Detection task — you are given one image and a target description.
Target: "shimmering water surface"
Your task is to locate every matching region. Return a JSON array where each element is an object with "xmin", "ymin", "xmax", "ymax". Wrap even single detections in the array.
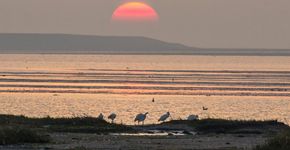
[{"xmin": 0, "ymin": 54, "xmax": 289, "ymax": 125}]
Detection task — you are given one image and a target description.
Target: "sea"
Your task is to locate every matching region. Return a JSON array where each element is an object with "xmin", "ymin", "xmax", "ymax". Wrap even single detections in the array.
[{"xmin": 0, "ymin": 54, "xmax": 289, "ymax": 125}]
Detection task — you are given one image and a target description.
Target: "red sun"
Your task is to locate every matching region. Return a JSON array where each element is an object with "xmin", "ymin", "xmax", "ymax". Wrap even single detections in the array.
[{"xmin": 112, "ymin": 2, "xmax": 159, "ymax": 22}]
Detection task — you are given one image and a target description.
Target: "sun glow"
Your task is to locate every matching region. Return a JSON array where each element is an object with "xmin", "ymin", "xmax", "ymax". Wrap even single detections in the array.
[{"xmin": 112, "ymin": 2, "xmax": 159, "ymax": 22}]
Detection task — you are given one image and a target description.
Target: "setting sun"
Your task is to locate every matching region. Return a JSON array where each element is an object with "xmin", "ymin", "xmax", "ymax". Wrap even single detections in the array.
[{"xmin": 112, "ymin": 2, "xmax": 159, "ymax": 22}]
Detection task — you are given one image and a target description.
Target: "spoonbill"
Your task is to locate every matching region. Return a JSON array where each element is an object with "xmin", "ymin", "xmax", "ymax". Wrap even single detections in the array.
[
  {"xmin": 108, "ymin": 113, "xmax": 117, "ymax": 123},
  {"xmin": 158, "ymin": 112, "xmax": 171, "ymax": 122},
  {"xmin": 134, "ymin": 112, "xmax": 149, "ymax": 125},
  {"xmin": 97, "ymin": 113, "xmax": 104, "ymax": 120},
  {"xmin": 187, "ymin": 115, "xmax": 199, "ymax": 121}
]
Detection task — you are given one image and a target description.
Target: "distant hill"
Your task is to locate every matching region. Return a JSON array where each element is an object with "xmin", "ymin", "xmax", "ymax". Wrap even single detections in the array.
[
  {"xmin": 0, "ymin": 33, "xmax": 195, "ymax": 54},
  {"xmin": 0, "ymin": 33, "xmax": 290, "ymax": 56}
]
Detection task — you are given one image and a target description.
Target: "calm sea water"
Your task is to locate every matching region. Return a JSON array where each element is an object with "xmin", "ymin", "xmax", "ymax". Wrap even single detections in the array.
[{"xmin": 0, "ymin": 54, "xmax": 289, "ymax": 125}]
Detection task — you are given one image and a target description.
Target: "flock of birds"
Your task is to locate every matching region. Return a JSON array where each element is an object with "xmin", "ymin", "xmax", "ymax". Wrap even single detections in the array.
[{"xmin": 97, "ymin": 106, "xmax": 208, "ymax": 125}]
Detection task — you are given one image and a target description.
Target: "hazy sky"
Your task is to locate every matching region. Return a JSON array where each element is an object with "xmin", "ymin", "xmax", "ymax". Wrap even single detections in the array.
[{"xmin": 1, "ymin": 0, "xmax": 290, "ymax": 49}]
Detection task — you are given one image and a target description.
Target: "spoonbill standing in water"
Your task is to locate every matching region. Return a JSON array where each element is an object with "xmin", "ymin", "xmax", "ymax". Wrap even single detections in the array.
[
  {"xmin": 134, "ymin": 112, "xmax": 149, "ymax": 125},
  {"xmin": 158, "ymin": 112, "xmax": 171, "ymax": 122},
  {"xmin": 108, "ymin": 113, "xmax": 117, "ymax": 123}
]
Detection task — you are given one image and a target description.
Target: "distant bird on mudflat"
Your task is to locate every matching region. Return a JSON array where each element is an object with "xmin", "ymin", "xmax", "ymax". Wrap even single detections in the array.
[
  {"xmin": 203, "ymin": 106, "xmax": 208, "ymax": 111},
  {"xmin": 158, "ymin": 112, "xmax": 171, "ymax": 122},
  {"xmin": 152, "ymin": 98, "xmax": 155, "ymax": 103},
  {"xmin": 108, "ymin": 113, "xmax": 117, "ymax": 123},
  {"xmin": 97, "ymin": 113, "xmax": 104, "ymax": 120},
  {"xmin": 134, "ymin": 112, "xmax": 149, "ymax": 125},
  {"xmin": 187, "ymin": 115, "xmax": 199, "ymax": 121}
]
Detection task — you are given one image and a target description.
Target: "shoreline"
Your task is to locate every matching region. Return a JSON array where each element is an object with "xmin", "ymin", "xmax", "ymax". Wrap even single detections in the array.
[{"xmin": 0, "ymin": 115, "xmax": 289, "ymax": 150}]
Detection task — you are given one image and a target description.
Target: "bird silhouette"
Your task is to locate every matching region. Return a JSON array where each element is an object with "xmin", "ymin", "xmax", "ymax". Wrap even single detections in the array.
[
  {"xmin": 97, "ymin": 113, "xmax": 104, "ymax": 120},
  {"xmin": 158, "ymin": 112, "xmax": 171, "ymax": 122},
  {"xmin": 134, "ymin": 112, "xmax": 149, "ymax": 125},
  {"xmin": 187, "ymin": 114, "xmax": 199, "ymax": 121},
  {"xmin": 108, "ymin": 113, "xmax": 117, "ymax": 123},
  {"xmin": 203, "ymin": 106, "xmax": 208, "ymax": 111}
]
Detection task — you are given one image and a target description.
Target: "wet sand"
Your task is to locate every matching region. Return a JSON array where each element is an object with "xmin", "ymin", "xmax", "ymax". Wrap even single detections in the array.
[
  {"xmin": 44, "ymin": 133, "xmax": 268, "ymax": 150},
  {"xmin": 0, "ymin": 133, "xmax": 269, "ymax": 150}
]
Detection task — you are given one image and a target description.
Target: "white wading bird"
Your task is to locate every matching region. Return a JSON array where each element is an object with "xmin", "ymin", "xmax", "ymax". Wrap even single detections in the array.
[
  {"xmin": 187, "ymin": 115, "xmax": 199, "ymax": 121},
  {"xmin": 134, "ymin": 112, "xmax": 149, "ymax": 125},
  {"xmin": 158, "ymin": 112, "xmax": 171, "ymax": 122},
  {"xmin": 108, "ymin": 113, "xmax": 117, "ymax": 123}
]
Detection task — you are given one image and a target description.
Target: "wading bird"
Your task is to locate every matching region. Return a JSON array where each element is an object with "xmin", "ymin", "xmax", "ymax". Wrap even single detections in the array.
[
  {"xmin": 187, "ymin": 115, "xmax": 199, "ymax": 121},
  {"xmin": 134, "ymin": 112, "xmax": 149, "ymax": 125},
  {"xmin": 97, "ymin": 113, "xmax": 104, "ymax": 120},
  {"xmin": 203, "ymin": 106, "xmax": 208, "ymax": 111},
  {"xmin": 158, "ymin": 112, "xmax": 171, "ymax": 122},
  {"xmin": 108, "ymin": 113, "xmax": 117, "ymax": 123}
]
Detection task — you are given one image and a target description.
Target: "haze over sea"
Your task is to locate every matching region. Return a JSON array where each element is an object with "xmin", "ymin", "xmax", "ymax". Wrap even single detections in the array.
[{"xmin": 0, "ymin": 54, "xmax": 289, "ymax": 125}]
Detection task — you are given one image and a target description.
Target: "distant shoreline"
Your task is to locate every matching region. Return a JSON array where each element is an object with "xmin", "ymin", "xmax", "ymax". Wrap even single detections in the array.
[
  {"xmin": 1, "ymin": 33, "xmax": 290, "ymax": 56},
  {"xmin": 1, "ymin": 52, "xmax": 290, "ymax": 56}
]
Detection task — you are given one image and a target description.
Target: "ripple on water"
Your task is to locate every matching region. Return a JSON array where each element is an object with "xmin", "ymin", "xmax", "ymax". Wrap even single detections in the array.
[{"xmin": 0, "ymin": 93, "xmax": 289, "ymax": 125}]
